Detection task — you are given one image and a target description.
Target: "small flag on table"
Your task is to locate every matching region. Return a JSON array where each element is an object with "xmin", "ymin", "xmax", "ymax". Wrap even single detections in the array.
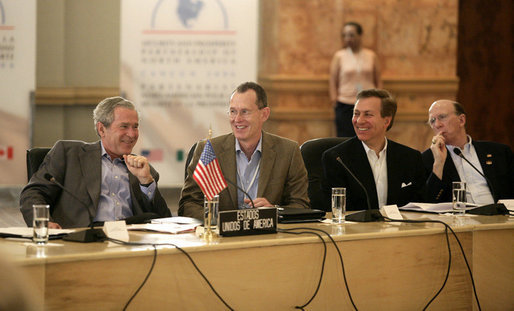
[{"xmin": 193, "ymin": 140, "xmax": 227, "ymax": 200}]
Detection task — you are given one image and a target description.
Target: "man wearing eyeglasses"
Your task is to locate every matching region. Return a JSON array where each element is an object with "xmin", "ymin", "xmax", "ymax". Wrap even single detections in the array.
[
  {"xmin": 423, "ymin": 99, "xmax": 514, "ymax": 203},
  {"xmin": 179, "ymin": 82, "xmax": 309, "ymax": 220}
]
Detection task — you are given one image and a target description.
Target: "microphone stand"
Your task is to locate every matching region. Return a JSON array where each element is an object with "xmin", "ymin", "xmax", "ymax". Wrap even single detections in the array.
[
  {"xmin": 44, "ymin": 174, "xmax": 106, "ymax": 242},
  {"xmin": 452, "ymin": 148, "xmax": 508, "ymax": 216},
  {"xmin": 335, "ymin": 157, "xmax": 383, "ymax": 222}
]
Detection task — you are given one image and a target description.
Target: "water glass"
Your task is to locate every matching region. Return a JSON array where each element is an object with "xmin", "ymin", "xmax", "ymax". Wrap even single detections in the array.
[
  {"xmin": 33, "ymin": 204, "xmax": 50, "ymax": 244},
  {"xmin": 331, "ymin": 187, "xmax": 346, "ymax": 224},
  {"xmin": 204, "ymin": 195, "xmax": 219, "ymax": 227},
  {"xmin": 452, "ymin": 182, "xmax": 467, "ymax": 215}
]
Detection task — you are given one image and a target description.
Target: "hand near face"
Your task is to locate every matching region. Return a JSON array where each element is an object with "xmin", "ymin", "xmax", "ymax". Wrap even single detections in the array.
[
  {"xmin": 124, "ymin": 154, "xmax": 154, "ymax": 185},
  {"xmin": 430, "ymin": 134, "xmax": 447, "ymax": 180}
]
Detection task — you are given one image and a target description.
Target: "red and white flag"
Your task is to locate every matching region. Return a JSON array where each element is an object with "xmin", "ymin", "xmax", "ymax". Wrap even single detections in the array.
[
  {"xmin": 0, "ymin": 146, "xmax": 13, "ymax": 160},
  {"xmin": 193, "ymin": 140, "xmax": 227, "ymax": 200}
]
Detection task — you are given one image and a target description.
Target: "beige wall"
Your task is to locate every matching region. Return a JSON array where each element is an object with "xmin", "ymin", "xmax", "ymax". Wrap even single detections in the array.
[
  {"xmin": 34, "ymin": 0, "xmax": 120, "ymax": 147},
  {"xmin": 34, "ymin": 0, "xmax": 458, "ymax": 153},
  {"xmin": 260, "ymin": 0, "xmax": 458, "ymax": 151}
]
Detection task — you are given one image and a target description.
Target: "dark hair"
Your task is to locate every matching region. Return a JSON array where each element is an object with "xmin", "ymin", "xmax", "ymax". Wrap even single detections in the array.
[
  {"xmin": 453, "ymin": 101, "xmax": 466, "ymax": 115},
  {"xmin": 232, "ymin": 82, "xmax": 268, "ymax": 109},
  {"xmin": 356, "ymin": 89, "xmax": 397, "ymax": 131},
  {"xmin": 343, "ymin": 22, "xmax": 363, "ymax": 35},
  {"xmin": 93, "ymin": 96, "xmax": 137, "ymax": 137}
]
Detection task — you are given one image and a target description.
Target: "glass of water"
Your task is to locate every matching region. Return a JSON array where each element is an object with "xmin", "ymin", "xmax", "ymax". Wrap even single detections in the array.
[
  {"xmin": 33, "ymin": 204, "xmax": 50, "ymax": 244},
  {"xmin": 204, "ymin": 195, "xmax": 219, "ymax": 227},
  {"xmin": 452, "ymin": 182, "xmax": 467, "ymax": 215},
  {"xmin": 331, "ymin": 187, "xmax": 346, "ymax": 224}
]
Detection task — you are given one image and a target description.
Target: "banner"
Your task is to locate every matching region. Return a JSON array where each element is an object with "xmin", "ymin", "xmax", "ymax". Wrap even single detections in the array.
[
  {"xmin": 121, "ymin": 0, "xmax": 258, "ymax": 187},
  {"xmin": 0, "ymin": 0, "xmax": 35, "ymax": 184}
]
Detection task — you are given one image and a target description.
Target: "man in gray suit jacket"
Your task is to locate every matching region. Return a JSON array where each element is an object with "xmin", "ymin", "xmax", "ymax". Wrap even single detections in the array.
[
  {"xmin": 20, "ymin": 97, "xmax": 170, "ymax": 229},
  {"xmin": 179, "ymin": 82, "xmax": 309, "ymax": 220}
]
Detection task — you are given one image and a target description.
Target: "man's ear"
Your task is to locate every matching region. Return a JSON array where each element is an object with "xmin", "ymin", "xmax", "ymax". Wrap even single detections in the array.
[
  {"xmin": 261, "ymin": 107, "xmax": 271, "ymax": 122},
  {"xmin": 458, "ymin": 114, "xmax": 466, "ymax": 127},
  {"xmin": 96, "ymin": 122, "xmax": 105, "ymax": 137},
  {"xmin": 384, "ymin": 116, "xmax": 392, "ymax": 129}
]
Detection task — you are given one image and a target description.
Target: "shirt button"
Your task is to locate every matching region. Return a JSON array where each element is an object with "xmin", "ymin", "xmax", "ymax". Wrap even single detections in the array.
[
  {"xmin": 115, "ymin": 176, "xmax": 119, "ymax": 179},
  {"xmin": 111, "ymin": 193, "xmax": 115, "ymax": 196}
]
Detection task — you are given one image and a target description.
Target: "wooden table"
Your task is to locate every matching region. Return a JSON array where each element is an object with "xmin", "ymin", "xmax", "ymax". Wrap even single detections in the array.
[{"xmin": 1, "ymin": 213, "xmax": 512, "ymax": 310}]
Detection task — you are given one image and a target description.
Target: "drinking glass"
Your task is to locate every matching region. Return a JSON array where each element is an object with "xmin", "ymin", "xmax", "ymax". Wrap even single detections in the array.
[
  {"xmin": 331, "ymin": 188, "xmax": 346, "ymax": 224},
  {"xmin": 452, "ymin": 182, "xmax": 467, "ymax": 215}
]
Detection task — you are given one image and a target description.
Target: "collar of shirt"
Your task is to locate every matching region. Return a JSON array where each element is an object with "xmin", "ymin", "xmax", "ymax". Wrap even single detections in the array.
[
  {"xmin": 361, "ymin": 138, "xmax": 388, "ymax": 161},
  {"xmin": 100, "ymin": 142, "xmax": 126, "ymax": 164}
]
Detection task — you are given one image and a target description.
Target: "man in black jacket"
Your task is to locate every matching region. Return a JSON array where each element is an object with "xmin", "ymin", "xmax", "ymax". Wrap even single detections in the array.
[{"xmin": 422, "ymin": 100, "xmax": 513, "ymax": 203}]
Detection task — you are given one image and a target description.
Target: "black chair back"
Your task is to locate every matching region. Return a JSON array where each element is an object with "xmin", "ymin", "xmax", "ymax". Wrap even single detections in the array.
[
  {"xmin": 300, "ymin": 137, "xmax": 349, "ymax": 211},
  {"xmin": 26, "ymin": 148, "xmax": 51, "ymax": 181},
  {"xmin": 184, "ymin": 142, "xmax": 198, "ymax": 180}
]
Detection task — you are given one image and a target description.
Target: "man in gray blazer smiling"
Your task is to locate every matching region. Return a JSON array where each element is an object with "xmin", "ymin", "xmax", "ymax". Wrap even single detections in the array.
[
  {"xmin": 20, "ymin": 96, "xmax": 170, "ymax": 229},
  {"xmin": 179, "ymin": 82, "xmax": 309, "ymax": 220}
]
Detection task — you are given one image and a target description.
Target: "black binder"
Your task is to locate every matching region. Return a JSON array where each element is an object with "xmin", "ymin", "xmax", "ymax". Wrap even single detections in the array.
[{"xmin": 278, "ymin": 207, "xmax": 326, "ymax": 223}]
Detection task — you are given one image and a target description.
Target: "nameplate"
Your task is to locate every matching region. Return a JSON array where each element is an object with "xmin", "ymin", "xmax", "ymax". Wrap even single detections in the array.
[{"xmin": 218, "ymin": 208, "xmax": 277, "ymax": 237}]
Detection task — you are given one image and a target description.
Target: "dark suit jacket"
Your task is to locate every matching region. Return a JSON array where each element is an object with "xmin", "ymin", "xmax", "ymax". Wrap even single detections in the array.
[
  {"xmin": 422, "ymin": 140, "xmax": 514, "ymax": 202},
  {"xmin": 178, "ymin": 131, "xmax": 310, "ymax": 220},
  {"xmin": 20, "ymin": 140, "xmax": 170, "ymax": 228},
  {"xmin": 322, "ymin": 137, "xmax": 426, "ymax": 211}
]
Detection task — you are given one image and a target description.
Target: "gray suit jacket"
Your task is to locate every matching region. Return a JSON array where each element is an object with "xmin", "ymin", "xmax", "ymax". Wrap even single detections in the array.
[
  {"xmin": 20, "ymin": 140, "xmax": 170, "ymax": 228},
  {"xmin": 178, "ymin": 132, "xmax": 310, "ymax": 220}
]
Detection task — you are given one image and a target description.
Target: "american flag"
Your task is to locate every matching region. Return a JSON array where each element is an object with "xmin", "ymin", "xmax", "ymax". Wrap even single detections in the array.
[{"xmin": 193, "ymin": 140, "xmax": 227, "ymax": 200}]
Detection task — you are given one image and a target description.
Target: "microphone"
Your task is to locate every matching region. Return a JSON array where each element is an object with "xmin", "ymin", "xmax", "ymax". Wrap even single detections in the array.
[
  {"xmin": 224, "ymin": 176, "xmax": 255, "ymax": 209},
  {"xmin": 44, "ymin": 173, "xmax": 106, "ymax": 242},
  {"xmin": 335, "ymin": 157, "xmax": 383, "ymax": 222},
  {"xmin": 452, "ymin": 149, "xmax": 508, "ymax": 215}
]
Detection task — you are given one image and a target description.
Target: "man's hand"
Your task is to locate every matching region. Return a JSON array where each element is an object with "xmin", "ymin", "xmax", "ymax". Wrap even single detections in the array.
[
  {"xmin": 430, "ymin": 134, "xmax": 447, "ymax": 180},
  {"xmin": 48, "ymin": 221, "xmax": 62, "ymax": 229},
  {"xmin": 124, "ymin": 154, "xmax": 154, "ymax": 185},
  {"xmin": 244, "ymin": 197, "xmax": 273, "ymax": 208}
]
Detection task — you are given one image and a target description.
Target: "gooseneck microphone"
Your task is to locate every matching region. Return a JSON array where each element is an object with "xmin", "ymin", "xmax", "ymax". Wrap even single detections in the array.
[
  {"xmin": 453, "ymin": 148, "xmax": 498, "ymax": 202},
  {"xmin": 335, "ymin": 157, "xmax": 383, "ymax": 222},
  {"xmin": 224, "ymin": 176, "xmax": 255, "ymax": 209},
  {"xmin": 452, "ymin": 148, "xmax": 508, "ymax": 215},
  {"xmin": 44, "ymin": 173, "xmax": 106, "ymax": 242}
]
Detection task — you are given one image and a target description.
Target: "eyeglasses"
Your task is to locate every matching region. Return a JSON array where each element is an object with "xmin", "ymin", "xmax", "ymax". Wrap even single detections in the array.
[
  {"xmin": 227, "ymin": 108, "xmax": 258, "ymax": 119},
  {"xmin": 428, "ymin": 113, "xmax": 451, "ymax": 126}
]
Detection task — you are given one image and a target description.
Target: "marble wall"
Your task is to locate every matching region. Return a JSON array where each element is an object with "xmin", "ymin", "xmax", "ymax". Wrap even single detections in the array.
[{"xmin": 259, "ymin": 0, "xmax": 458, "ymax": 151}]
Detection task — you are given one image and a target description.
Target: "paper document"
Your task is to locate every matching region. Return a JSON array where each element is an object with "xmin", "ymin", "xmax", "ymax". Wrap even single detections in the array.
[
  {"xmin": 400, "ymin": 202, "xmax": 479, "ymax": 213},
  {"xmin": 400, "ymin": 202, "xmax": 456, "ymax": 213},
  {"xmin": 128, "ymin": 223, "xmax": 198, "ymax": 234},
  {"xmin": 151, "ymin": 216, "xmax": 202, "ymax": 225},
  {"xmin": 498, "ymin": 199, "xmax": 514, "ymax": 212}
]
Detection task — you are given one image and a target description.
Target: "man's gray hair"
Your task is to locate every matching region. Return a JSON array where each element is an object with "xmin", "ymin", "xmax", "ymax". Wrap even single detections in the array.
[{"xmin": 93, "ymin": 96, "xmax": 136, "ymax": 136}]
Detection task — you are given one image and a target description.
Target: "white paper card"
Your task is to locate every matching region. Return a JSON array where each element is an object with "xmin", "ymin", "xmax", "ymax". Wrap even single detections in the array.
[
  {"xmin": 381, "ymin": 205, "xmax": 403, "ymax": 220},
  {"xmin": 103, "ymin": 220, "xmax": 129, "ymax": 244}
]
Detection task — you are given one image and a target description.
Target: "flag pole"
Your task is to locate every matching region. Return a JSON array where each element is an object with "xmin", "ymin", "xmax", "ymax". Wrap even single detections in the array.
[{"xmin": 203, "ymin": 125, "xmax": 217, "ymax": 241}]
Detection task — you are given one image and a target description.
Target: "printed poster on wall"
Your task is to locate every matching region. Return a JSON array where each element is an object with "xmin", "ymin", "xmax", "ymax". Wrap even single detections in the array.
[
  {"xmin": 0, "ymin": 0, "xmax": 35, "ymax": 185},
  {"xmin": 121, "ymin": 0, "xmax": 258, "ymax": 187}
]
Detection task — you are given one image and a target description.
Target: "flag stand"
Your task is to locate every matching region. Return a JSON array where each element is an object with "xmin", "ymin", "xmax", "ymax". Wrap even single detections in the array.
[
  {"xmin": 203, "ymin": 200, "xmax": 218, "ymax": 241},
  {"xmin": 202, "ymin": 127, "xmax": 218, "ymax": 241}
]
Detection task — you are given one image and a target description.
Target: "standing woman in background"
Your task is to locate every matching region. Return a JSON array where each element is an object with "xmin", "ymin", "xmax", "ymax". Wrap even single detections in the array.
[{"xmin": 329, "ymin": 22, "xmax": 382, "ymax": 137}]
